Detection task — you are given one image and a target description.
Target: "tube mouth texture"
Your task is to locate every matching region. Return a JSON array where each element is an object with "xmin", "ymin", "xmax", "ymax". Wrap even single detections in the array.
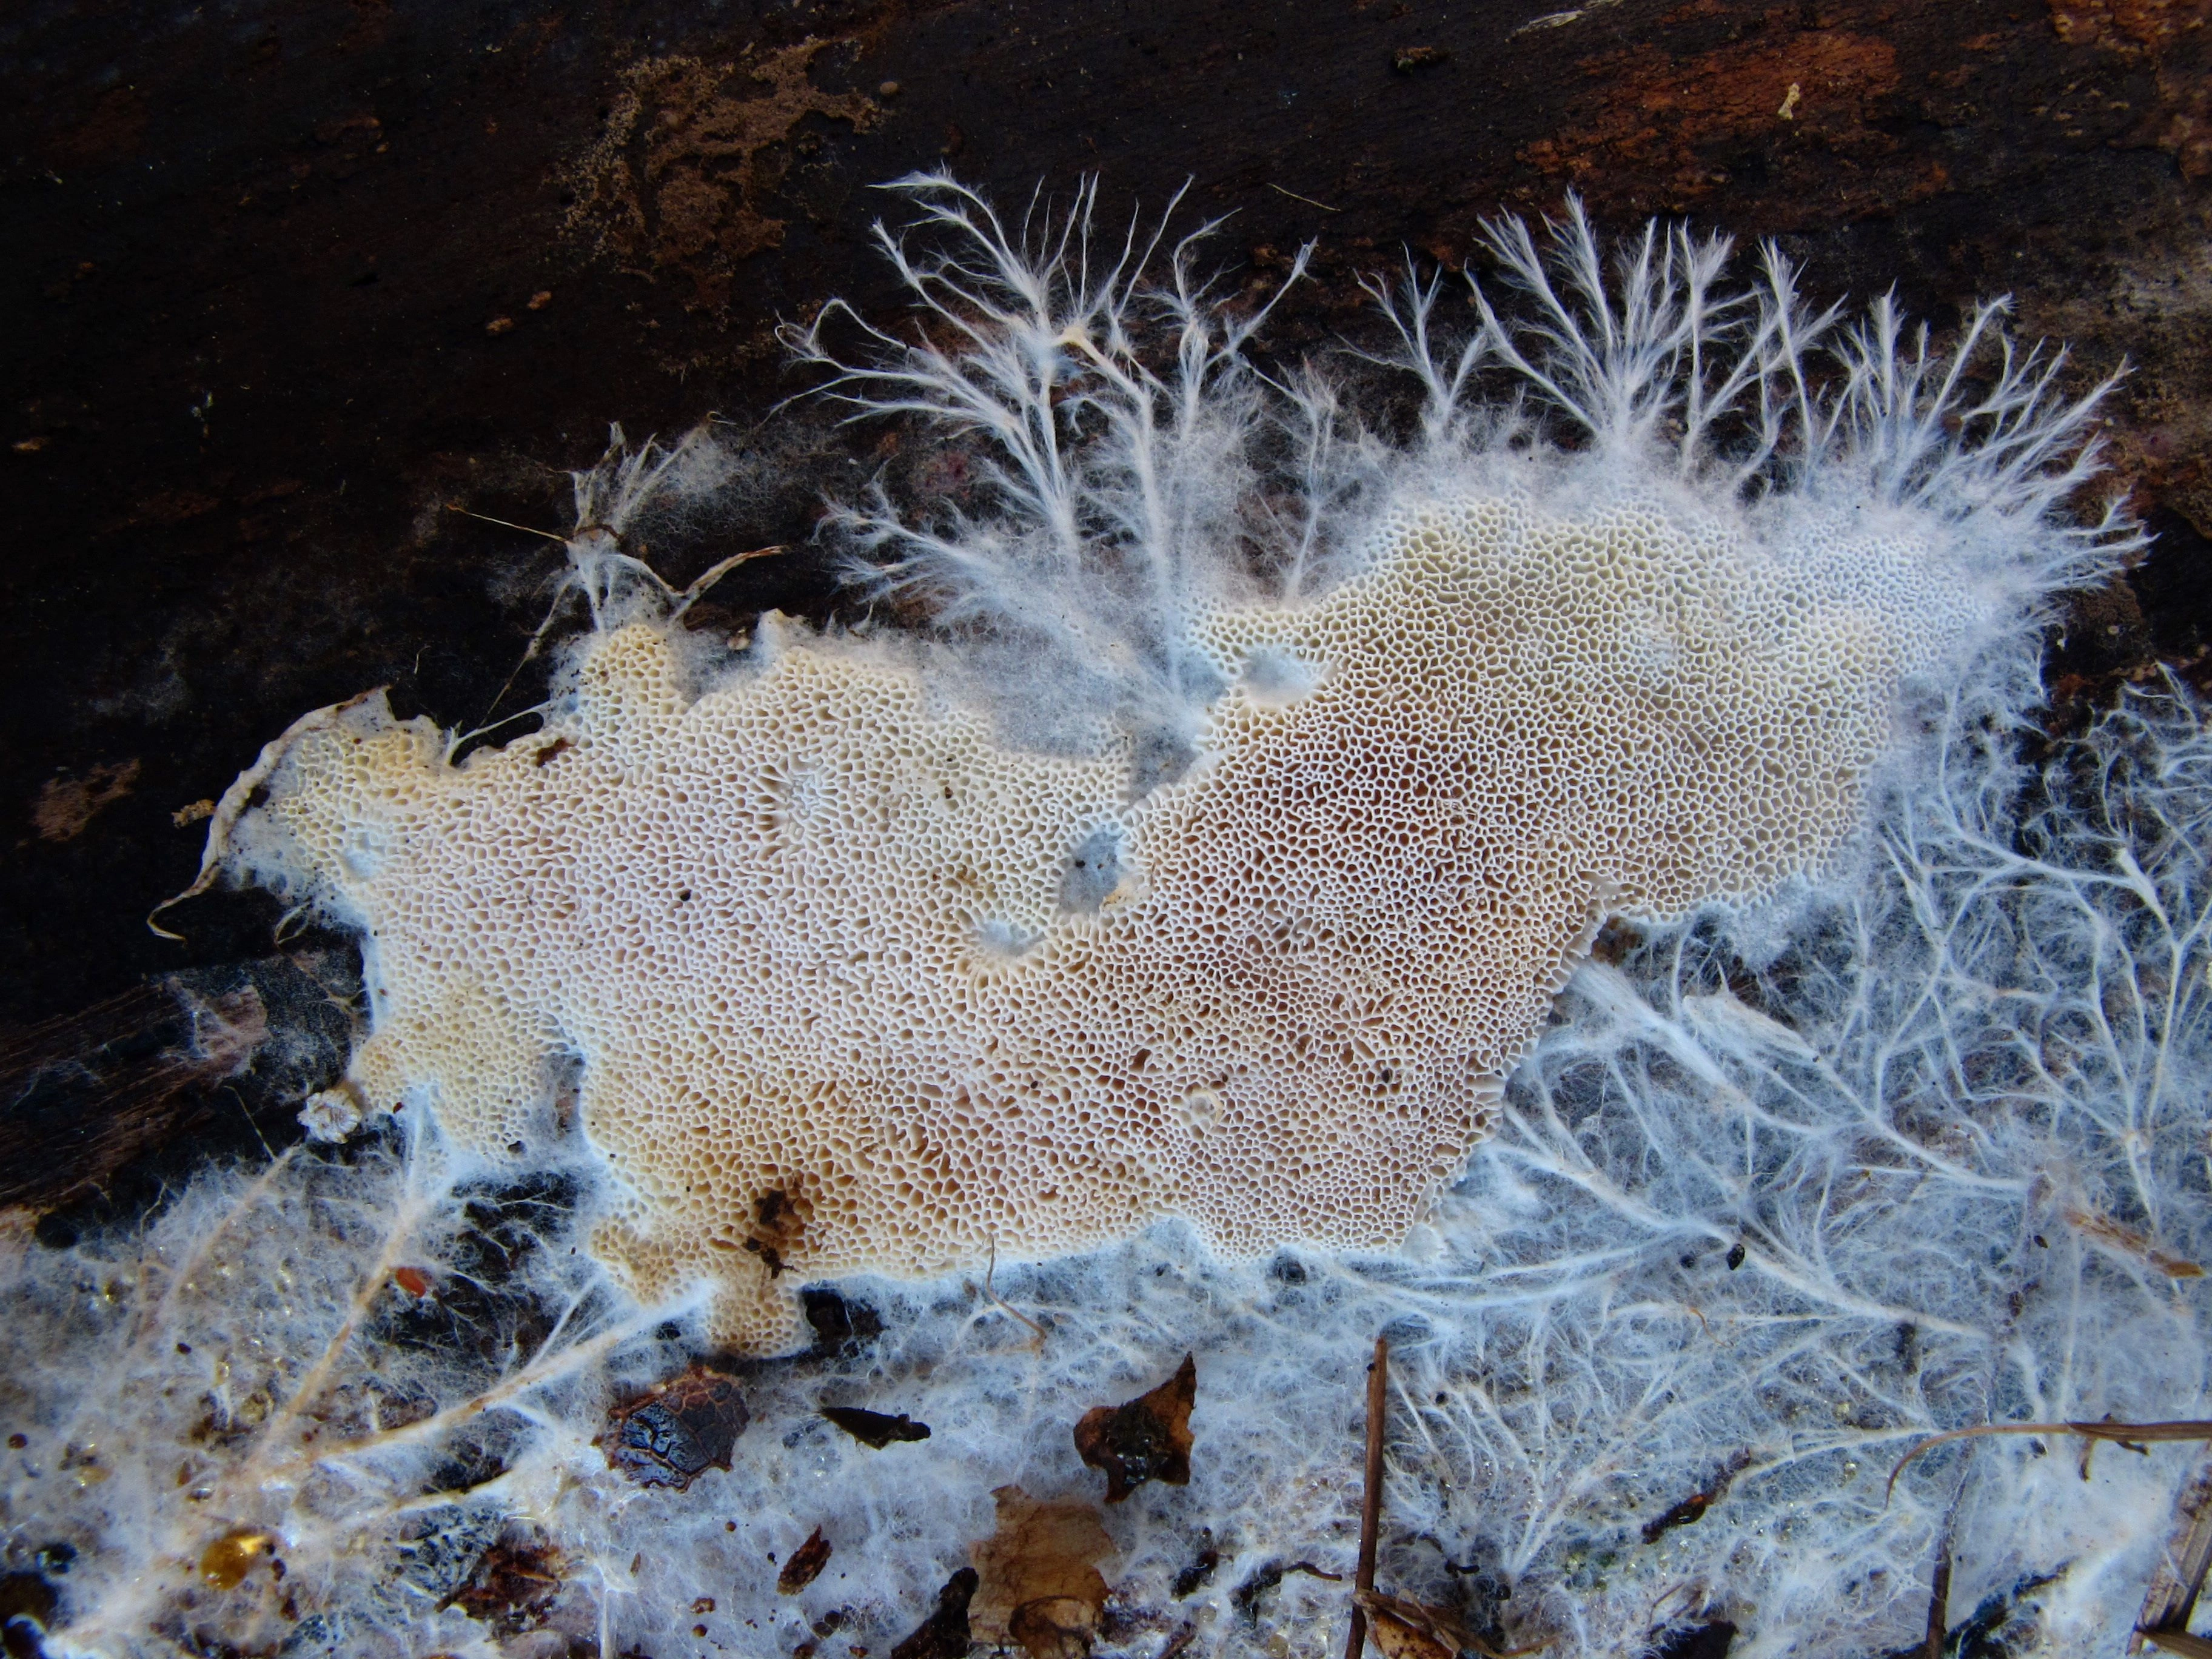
[{"xmin": 11, "ymin": 181, "xmax": 2193, "ymax": 1659}]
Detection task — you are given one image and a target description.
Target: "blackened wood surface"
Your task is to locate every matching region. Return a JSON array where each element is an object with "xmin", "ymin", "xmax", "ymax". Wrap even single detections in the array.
[{"xmin": 3, "ymin": 0, "xmax": 2208, "ymax": 1205}]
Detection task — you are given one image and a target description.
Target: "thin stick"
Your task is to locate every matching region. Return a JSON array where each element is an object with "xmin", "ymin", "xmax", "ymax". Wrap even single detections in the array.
[
  {"xmin": 1345, "ymin": 1333, "xmax": 1389, "ymax": 1659},
  {"xmin": 1923, "ymin": 1525, "xmax": 1951, "ymax": 1659},
  {"xmin": 2135, "ymin": 1455, "xmax": 2212, "ymax": 1655},
  {"xmin": 2142, "ymin": 1633, "xmax": 2212, "ymax": 1659},
  {"xmin": 1268, "ymin": 183, "xmax": 1343, "ymax": 213},
  {"xmin": 982, "ymin": 1237, "xmax": 1047, "ymax": 1349},
  {"xmin": 669, "ymin": 545, "xmax": 788, "ymax": 620},
  {"xmin": 1888, "ymin": 1420, "xmax": 2212, "ymax": 1502},
  {"xmin": 444, "ymin": 502, "xmax": 568, "ymax": 543}
]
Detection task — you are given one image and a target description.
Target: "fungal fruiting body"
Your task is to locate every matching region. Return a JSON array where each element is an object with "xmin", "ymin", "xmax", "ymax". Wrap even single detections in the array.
[
  {"xmin": 190, "ymin": 181, "xmax": 2129, "ymax": 1353},
  {"xmin": 229, "ymin": 476, "xmax": 2015, "ymax": 1352},
  {"xmin": 16, "ymin": 183, "xmax": 2205, "ymax": 1659}
]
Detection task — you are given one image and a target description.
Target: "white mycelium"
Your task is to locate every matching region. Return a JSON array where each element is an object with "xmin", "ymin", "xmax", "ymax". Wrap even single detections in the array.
[{"xmin": 7, "ymin": 181, "xmax": 2200, "ymax": 1659}]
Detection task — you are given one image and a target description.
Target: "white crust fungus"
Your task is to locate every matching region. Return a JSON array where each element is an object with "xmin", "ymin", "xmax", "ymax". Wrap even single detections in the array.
[
  {"xmin": 177, "ymin": 180, "xmax": 2133, "ymax": 1353},
  {"xmin": 35, "ymin": 183, "xmax": 2191, "ymax": 1659},
  {"xmin": 225, "ymin": 485, "xmax": 1988, "ymax": 1351}
]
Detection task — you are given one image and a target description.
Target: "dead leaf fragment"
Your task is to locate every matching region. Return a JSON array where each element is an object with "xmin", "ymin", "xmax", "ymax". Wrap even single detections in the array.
[
  {"xmin": 1369, "ymin": 1609, "xmax": 1455, "ymax": 1659},
  {"xmin": 1073, "ymin": 1352, "xmax": 1195, "ymax": 1503},
  {"xmin": 1010, "ymin": 1597, "xmax": 1100, "ymax": 1659},
  {"xmin": 778, "ymin": 1526, "xmax": 832, "ymax": 1593},
  {"xmin": 598, "ymin": 1364, "xmax": 749, "ymax": 1489},
  {"xmin": 971, "ymin": 1486, "xmax": 1113, "ymax": 1654},
  {"xmin": 1353, "ymin": 1589, "xmax": 1534, "ymax": 1659}
]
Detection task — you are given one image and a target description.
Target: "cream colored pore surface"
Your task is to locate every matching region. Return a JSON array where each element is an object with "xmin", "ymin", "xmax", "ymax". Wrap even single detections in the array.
[{"xmin": 245, "ymin": 491, "xmax": 1948, "ymax": 1350}]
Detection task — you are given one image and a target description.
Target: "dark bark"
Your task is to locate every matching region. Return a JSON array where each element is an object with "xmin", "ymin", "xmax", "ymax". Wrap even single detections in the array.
[{"xmin": 2, "ymin": 0, "xmax": 2207, "ymax": 1211}]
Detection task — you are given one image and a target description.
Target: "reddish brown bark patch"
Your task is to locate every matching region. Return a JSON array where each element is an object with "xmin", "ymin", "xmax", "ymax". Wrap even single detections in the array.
[
  {"xmin": 1521, "ymin": 26, "xmax": 1923, "ymax": 220},
  {"xmin": 448, "ymin": 1533, "xmax": 564, "ymax": 1632},
  {"xmin": 562, "ymin": 42, "xmax": 885, "ymax": 310},
  {"xmin": 2045, "ymin": 0, "xmax": 2212, "ymax": 177}
]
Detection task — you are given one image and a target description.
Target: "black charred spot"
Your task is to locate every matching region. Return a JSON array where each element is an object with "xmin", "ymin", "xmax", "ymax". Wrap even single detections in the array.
[{"xmin": 802, "ymin": 1285, "xmax": 882, "ymax": 1356}]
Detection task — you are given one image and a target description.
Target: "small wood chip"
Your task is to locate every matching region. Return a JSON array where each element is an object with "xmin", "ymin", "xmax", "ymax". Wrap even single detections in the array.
[{"xmin": 779, "ymin": 1527, "xmax": 832, "ymax": 1594}]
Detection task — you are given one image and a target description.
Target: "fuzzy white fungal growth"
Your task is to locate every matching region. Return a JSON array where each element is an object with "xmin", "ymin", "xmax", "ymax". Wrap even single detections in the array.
[
  {"xmin": 7, "ymin": 681, "xmax": 2209, "ymax": 1659},
  {"xmin": 17, "ymin": 178, "xmax": 2200, "ymax": 1659},
  {"xmin": 172, "ymin": 182, "xmax": 2127, "ymax": 1353}
]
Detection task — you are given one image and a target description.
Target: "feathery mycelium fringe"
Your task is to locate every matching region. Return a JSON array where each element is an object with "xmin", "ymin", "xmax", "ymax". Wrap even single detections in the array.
[
  {"xmin": 779, "ymin": 173, "xmax": 1316, "ymax": 746},
  {"xmin": 785, "ymin": 178, "xmax": 2133, "ymax": 729}
]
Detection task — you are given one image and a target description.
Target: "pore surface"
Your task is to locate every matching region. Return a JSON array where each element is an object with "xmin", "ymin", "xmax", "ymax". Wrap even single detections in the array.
[{"xmin": 238, "ymin": 480, "xmax": 1965, "ymax": 1350}]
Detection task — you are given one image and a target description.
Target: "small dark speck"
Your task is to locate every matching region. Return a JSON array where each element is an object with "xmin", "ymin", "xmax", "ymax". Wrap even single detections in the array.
[{"xmin": 1725, "ymin": 1241, "xmax": 1746, "ymax": 1270}]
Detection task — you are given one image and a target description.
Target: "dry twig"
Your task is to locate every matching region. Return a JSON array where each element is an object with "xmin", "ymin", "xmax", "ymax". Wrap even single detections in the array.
[
  {"xmin": 1888, "ymin": 1420, "xmax": 2212, "ymax": 1502},
  {"xmin": 1345, "ymin": 1334, "xmax": 1390, "ymax": 1659}
]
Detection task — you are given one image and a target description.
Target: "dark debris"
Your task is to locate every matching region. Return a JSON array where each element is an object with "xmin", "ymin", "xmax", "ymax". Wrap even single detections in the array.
[
  {"xmin": 1073, "ymin": 1353, "xmax": 1196, "ymax": 1504},
  {"xmin": 889, "ymin": 1566, "xmax": 977, "ymax": 1659},
  {"xmin": 777, "ymin": 1527, "xmax": 833, "ymax": 1595},
  {"xmin": 598, "ymin": 1364, "xmax": 749, "ymax": 1490},
  {"xmin": 820, "ymin": 1406, "xmax": 931, "ymax": 1449},
  {"xmin": 446, "ymin": 1532, "xmax": 563, "ymax": 1633}
]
